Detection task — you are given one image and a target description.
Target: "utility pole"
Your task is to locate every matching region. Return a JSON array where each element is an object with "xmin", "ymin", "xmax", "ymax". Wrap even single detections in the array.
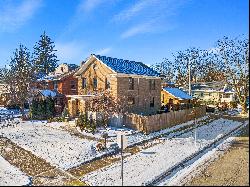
[
  {"xmin": 121, "ymin": 134, "xmax": 124, "ymax": 186},
  {"xmin": 188, "ymin": 60, "xmax": 191, "ymax": 96},
  {"xmin": 194, "ymin": 117, "xmax": 197, "ymax": 148}
]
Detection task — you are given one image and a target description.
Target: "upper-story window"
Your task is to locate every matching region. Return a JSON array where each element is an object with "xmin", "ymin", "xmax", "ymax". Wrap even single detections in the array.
[
  {"xmin": 93, "ymin": 78, "xmax": 98, "ymax": 89},
  {"xmin": 93, "ymin": 64, "xmax": 97, "ymax": 70},
  {"xmin": 149, "ymin": 79, "xmax": 156, "ymax": 90},
  {"xmin": 82, "ymin": 78, "xmax": 87, "ymax": 89},
  {"xmin": 61, "ymin": 67, "xmax": 64, "ymax": 73},
  {"xmin": 71, "ymin": 80, "xmax": 76, "ymax": 90},
  {"xmin": 105, "ymin": 78, "xmax": 110, "ymax": 90},
  {"xmin": 150, "ymin": 97, "xmax": 155, "ymax": 107},
  {"xmin": 128, "ymin": 77, "xmax": 134, "ymax": 90}
]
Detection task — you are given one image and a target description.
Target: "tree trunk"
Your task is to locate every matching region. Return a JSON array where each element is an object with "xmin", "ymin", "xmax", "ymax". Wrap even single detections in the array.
[
  {"xmin": 240, "ymin": 101, "xmax": 247, "ymax": 115},
  {"xmin": 20, "ymin": 103, "xmax": 25, "ymax": 120}
]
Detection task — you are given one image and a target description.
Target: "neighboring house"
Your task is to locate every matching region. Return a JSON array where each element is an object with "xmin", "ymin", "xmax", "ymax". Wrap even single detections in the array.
[
  {"xmin": 68, "ymin": 54, "xmax": 161, "ymax": 117},
  {"xmin": 34, "ymin": 89, "xmax": 66, "ymax": 114},
  {"xmin": 161, "ymin": 87, "xmax": 193, "ymax": 106},
  {"xmin": 192, "ymin": 89, "xmax": 236, "ymax": 103},
  {"xmin": 191, "ymin": 83, "xmax": 236, "ymax": 104},
  {"xmin": 161, "ymin": 79, "xmax": 176, "ymax": 88},
  {"xmin": 36, "ymin": 63, "xmax": 79, "ymax": 95}
]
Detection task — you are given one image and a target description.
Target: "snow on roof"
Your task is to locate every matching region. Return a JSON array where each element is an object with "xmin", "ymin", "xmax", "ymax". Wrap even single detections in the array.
[
  {"xmin": 39, "ymin": 90, "xmax": 57, "ymax": 97},
  {"xmin": 163, "ymin": 87, "xmax": 193, "ymax": 100},
  {"xmin": 93, "ymin": 54, "xmax": 160, "ymax": 77}
]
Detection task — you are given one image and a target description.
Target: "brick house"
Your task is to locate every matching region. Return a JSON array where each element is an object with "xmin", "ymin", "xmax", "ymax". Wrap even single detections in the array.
[
  {"xmin": 67, "ymin": 54, "xmax": 161, "ymax": 117},
  {"xmin": 36, "ymin": 63, "xmax": 79, "ymax": 95}
]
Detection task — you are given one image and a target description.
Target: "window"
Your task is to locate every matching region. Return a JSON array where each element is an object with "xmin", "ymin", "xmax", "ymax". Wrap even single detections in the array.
[
  {"xmin": 105, "ymin": 78, "xmax": 110, "ymax": 90},
  {"xmin": 162, "ymin": 94, "xmax": 165, "ymax": 103},
  {"xmin": 128, "ymin": 97, "xmax": 135, "ymax": 105},
  {"xmin": 71, "ymin": 80, "xmax": 76, "ymax": 89},
  {"xmin": 93, "ymin": 78, "xmax": 98, "ymax": 89},
  {"xmin": 82, "ymin": 78, "xmax": 87, "ymax": 89},
  {"xmin": 223, "ymin": 93, "xmax": 231, "ymax": 98},
  {"xmin": 93, "ymin": 64, "xmax": 97, "ymax": 70},
  {"xmin": 150, "ymin": 97, "xmax": 155, "ymax": 107},
  {"xmin": 149, "ymin": 79, "xmax": 156, "ymax": 90},
  {"xmin": 54, "ymin": 81, "xmax": 58, "ymax": 90},
  {"xmin": 61, "ymin": 67, "xmax": 64, "ymax": 72},
  {"xmin": 128, "ymin": 77, "xmax": 134, "ymax": 90}
]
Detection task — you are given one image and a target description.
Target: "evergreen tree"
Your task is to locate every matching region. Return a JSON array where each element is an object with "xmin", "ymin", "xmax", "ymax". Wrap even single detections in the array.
[
  {"xmin": 29, "ymin": 99, "xmax": 38, "ymax": 119},
  {"xmin": 33, "ymin": 31, "xmax": 59, "ymax": 76},
  {"xmin": 2, "ymin": 44, "xmax": 35, "ymax": 118},
  {"xmin": 46, "ymin": 96, "xmax": 55, "ymax": 118}
]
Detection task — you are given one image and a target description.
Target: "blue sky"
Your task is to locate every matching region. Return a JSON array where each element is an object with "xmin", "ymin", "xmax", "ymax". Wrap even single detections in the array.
[{"xmin": 0, "ymin": 0, "xmax": 249, "ymax": 68}]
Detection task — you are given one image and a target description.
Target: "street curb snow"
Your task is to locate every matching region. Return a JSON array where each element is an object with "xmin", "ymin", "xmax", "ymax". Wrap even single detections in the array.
[{"xmin": 145, "ymin": 120, "xmax": 249, "ymax": 186}]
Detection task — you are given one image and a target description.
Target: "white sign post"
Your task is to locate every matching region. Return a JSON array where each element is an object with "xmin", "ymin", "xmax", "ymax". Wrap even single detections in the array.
[{"xmin": 117, "ymin": 133, "xmax": 127, "ymax": 186}]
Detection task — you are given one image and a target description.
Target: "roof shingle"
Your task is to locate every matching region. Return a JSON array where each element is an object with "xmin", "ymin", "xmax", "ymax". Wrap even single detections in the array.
[{"xmin": 93, "ymin": 54, "xmax": 160, "ymax": 77}]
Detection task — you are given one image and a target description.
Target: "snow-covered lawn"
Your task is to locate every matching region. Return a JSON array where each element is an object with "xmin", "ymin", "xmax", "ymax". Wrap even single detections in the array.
[
  {"xmin": 0, "ymin": 121, "xmax": 107, "ymax": 170},
  {"xmin": 0, "ymin": 155, "xmax": 30, "ymax": 186},
  {"xmin": 161, "ymin": 137, "xmax": 236, "ymax": 186},
  {"xmin": 81, "ymin": 118, "xmax": 242, "ymax": 186},
  {"xmin": 107, "ymin": 116, "xmax": 210, "ymax": 147},
  {"xmin": 77, "ymin": 126, "xmax": 136, "ymax": 139}
]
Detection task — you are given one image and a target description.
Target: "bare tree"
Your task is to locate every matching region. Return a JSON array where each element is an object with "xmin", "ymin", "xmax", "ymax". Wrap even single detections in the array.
[
  {"xmin": 216, "ymin": 36, "xmax": 249, "ymax": 114},
  {"xmin": 89, "ymin": 90, "xmax": 125, "ymax": 128},
  {"xmin": 173, "ymin": 47, "xmax": 205, "ymax": 86},
  {"xmin": 151, "ymin": 58, "xmax": 176, "ymax": 83}
]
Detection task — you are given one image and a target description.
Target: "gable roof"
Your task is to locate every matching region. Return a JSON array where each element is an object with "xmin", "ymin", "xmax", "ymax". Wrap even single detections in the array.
[
  {"xmin": 163, "ymin": 87, "xmax": 193, "ymax": 100},
  {"xmin": 93, "ymin": 54, "xmax": 160, "ymax": 77},
  {"xmin": 38, "ymin": 89, "xmax": 64, "ymax": 98}
]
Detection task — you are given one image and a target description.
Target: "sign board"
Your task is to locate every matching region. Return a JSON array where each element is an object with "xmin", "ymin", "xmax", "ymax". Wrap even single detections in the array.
[{"xmin": 117, "ymin": 133, "xmax": 128, "ymax": 149}]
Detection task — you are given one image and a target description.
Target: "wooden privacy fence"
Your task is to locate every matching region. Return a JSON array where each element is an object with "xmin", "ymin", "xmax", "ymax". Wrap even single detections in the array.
[{"xmin": 124, "ymin": 106, "xmax": 206, "ymax": 134}]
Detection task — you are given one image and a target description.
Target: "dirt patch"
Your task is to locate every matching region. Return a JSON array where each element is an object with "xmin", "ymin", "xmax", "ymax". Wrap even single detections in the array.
[
  {"xmin": 0, "ymin": 137, "xmax": 55, "ymax": 176},
  {"xmin": 186, "ymin": 124, "xmax": 249, "ymax": 186},
  {"xmin": 0, "ymin": 137, "xmax": 80, "ymax": 186}
]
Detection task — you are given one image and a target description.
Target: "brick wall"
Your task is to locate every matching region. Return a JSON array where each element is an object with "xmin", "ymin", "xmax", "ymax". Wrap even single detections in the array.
[
  {"xmin": 117, "ymin": 77, "xmax": 161, "ymax": 115},
  {"xmin": 76, "ymin": 58, "xmax": 161, "ymax": 115}
]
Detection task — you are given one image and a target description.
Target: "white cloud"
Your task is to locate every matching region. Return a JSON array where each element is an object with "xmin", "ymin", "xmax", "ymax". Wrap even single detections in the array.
[
  {"xmin": 55, "ymin": 41, "xmax": 86, "ymax": 65},
  {"xmin": 95, "ymin": 47, "xmax": 112, "ymax": 55},
  {"xmin": 115, "ymin": 0, "xmax": 185, "ymax": 39},
  {"xmin": 77, "ymin": 0, "xmax": 104, "ymax": 13},
  {"xmin": 112, "ymin": 0, "xmax": 154, "ymax": 22},
  {"xmin": 121, "ymin": 22, "xmax": 154, "ymax": 39},
  {"xmin": 0, "ymin": 0, "xmax": 43, "ymax": 32}
]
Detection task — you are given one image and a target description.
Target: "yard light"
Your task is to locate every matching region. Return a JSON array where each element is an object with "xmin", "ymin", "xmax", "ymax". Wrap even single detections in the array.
[
  {"xmin": 190, "ymin": 110, "xmax": 198, "ymax": 148},
  {"xmin": 117, "ymin": 133, "xmax": 128, "ymax": 186}
]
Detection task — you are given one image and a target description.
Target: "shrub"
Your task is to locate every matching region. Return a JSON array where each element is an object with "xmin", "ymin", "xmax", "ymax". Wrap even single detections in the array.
[
  {"xmin": 47, "ymin": 116, "xmax": 64, "ymax": 123},
  {"xmin": 76, "ymin": 114, "xmax": 97, "ymax": 133},
  {"xmin": 229, "ymin": 101, "xmax": 237, "ymax": 109},
  {"xmin": 62, "ymin": 107, "xmax": 69, "ymax": 118}
]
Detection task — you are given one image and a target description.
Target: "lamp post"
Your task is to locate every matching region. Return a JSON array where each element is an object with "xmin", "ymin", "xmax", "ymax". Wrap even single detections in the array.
[
  {"xmin": 117, "ymin": 133, "xmax": 127, "ymax": 186},
  {"xmin": 191, "ymin": 110, "xmax": 197, "ymax": 148}
]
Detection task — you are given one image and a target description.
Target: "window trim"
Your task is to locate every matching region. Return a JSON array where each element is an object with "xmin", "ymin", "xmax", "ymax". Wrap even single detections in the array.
[
  {"xmin": 128, "ymin": 77, "xmax": 134, "ymax": 90},
  {"xmin": 82, "ymin": 77, "xmax": 87, "ymax": 89},
  {"xmin": 93, "ymin": 78, "xmax": 98, "ymax": 90}
]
